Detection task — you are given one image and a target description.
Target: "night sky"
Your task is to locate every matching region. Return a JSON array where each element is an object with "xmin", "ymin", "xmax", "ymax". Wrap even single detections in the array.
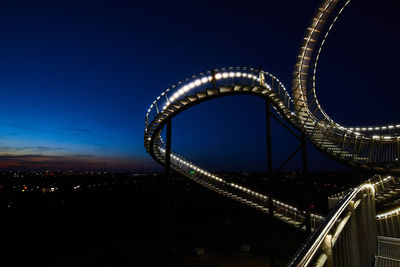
[{"xmin": 0, "ymin": 0, "xmax": 399, "ymax": 171}]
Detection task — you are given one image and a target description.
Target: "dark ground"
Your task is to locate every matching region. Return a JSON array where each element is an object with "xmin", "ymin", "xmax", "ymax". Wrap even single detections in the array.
[{"xmin": 0, "ymin": 171, "xmax": 365, "ymax": 266}]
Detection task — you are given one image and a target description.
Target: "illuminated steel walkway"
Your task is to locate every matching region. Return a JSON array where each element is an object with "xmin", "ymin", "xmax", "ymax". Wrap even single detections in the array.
[
  {"xmin": 144, "ymin": 0, "xmax": 400, "ymax": 265},
  {"xmin": 292, "ymin": 0, "xmax": 400, "ymax": 173}
]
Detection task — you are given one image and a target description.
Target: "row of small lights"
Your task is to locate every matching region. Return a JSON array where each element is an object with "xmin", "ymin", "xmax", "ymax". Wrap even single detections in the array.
[
  {"xmin": 310, "ymin": 2, "xmax": 399, "ymax": 138},
  {"xmin": 347, "ymin": 125, "xmax": 400, "ymax": 132},
  {"xmin": 358, "ymin": 177, "xmax": 400, "ymax": 219},
  {"xmin": 302, "ymin": 2, "xmax": 400, "ymax": 142},
  {"xmin": 311, "ymin": 0, "xmax": 350, "ymax": 131},
  {"xmin": 145, "ymin": 71, "xmax": 292, "ymax": 141},
  {"xmin": 232, "ymin": 181, "xmax": 324, "ymax": 221},
  {"xmin": 310, "ymin": 121, "xmax": 400, "ymax": 140},
  {"xmin": 145, "ymin": 70, "xmax": 257, "ymax": 119},
  {"xmin": 329, "ymin": 175, "xmax": 400, "ymax": 218},
  {"xmin": 330, "ymin": 175, "xmax": 393, "ymax": 199},
  {"xmin": 305, "ymin": 1, "xmax": 351, "ymax": 134},
  {"xmin": 160, "ymin": 72, "xmax": 263, "ymax": 113},
  {"xmin": 227, "ymin": 182, "xmax": 323, "ymax": 220},
  {"xmin": 374, "ymin": 175, "xmax": 400, "ymax": 219},
  {"xmin": 159, "ymin": 147, "xmax": 269, "ymax": 199},
  {"xmin": 230, "ymin": 182, "xmax": 268, "ymax": 201},
  {"xmin": 159, "ymin": 148, "xmax": 223, "ymax": 183},
  {"xmin": 374, "ymin": 175, "xmax": 394, "ymax": 186},
  {"xmin": 312, "ymin": 214, "xmax": 325, "ymax": 220},
  {"xmin": 306, "ymin": 119, "xmax": 400, "ymax": 141},
  {"xmin": 158, "ymin": 148, "xmax": 270, "ymax": 202},
  {"xmin": 158, "ymin": 147, "xmax": 324, "ymax": 221},
  {"xmin": 315, "ymin": 125, "xmax": 400, "ymax": 141},
  {"xmin": 296, "ymin": 1, "xmax": 380, "ymax": 141},
  {"xmin": 373, "ymin": 135, "xmax": 399, "ymax": 140},
  {"xmin": 145, "ymin": 68, "xmax": 293, "ymax": 130},
  {"xmin": 346, "ymin": 126, "xmax": 400, "ymax": 141},
  {"xmin": 295, "ymin": 0, "xmax": 330, "ymax": 119},
  {"xmin": 377, "ymin": 207, "xmax": 400, "ymax": 219}
]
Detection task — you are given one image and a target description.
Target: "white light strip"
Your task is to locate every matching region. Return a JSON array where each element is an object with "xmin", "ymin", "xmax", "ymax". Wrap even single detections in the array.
[
  {"xmin": 157, "ymin": 147, "xmax": 324, "ymax": 221},
  {"xmin": 377, "ymin": 206, "xmax": 400, "ymax": 219}
]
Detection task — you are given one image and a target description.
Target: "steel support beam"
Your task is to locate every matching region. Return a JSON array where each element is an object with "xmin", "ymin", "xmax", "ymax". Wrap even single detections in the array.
[
  {"xmin": 277, "ymin": 143, "xmax": 303, "ymax": 172},
  {"xmin": 266, "ymin": 100, "xmax": 275, "ymax": 267},
  {"xmin": 302, "ymin": 132, "xmax": 311, "ymax": 235},
  {"xmin": 164, "ymin": 119, "xmax": 172, "ymax": 262},
  {"xmin": 270, "ymin": 112, "xmax": 302, "ymax": 141},
  {"xmin": 166, "ymin": 120, "xmax": 172, "ymax": 175}
]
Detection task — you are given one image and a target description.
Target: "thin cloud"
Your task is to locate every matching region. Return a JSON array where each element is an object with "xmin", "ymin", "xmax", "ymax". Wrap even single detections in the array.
[
  {"xmin": 0, "ymin": 146, "xmax": 69, "ymax": 152},
  {"xmin": 57, "ymin": 127, "xmax": 112, "ymax": 143},
  {"xmin": 62, "ymin": 127, "xmax": 93, "ymax": 133},
  {"xmin": 0, "ymin": 153, "xmax": 158, "ymax": 171},
  {"xmin": 2, "ymin": 122, "xmax": 42, "ymax": 132}
]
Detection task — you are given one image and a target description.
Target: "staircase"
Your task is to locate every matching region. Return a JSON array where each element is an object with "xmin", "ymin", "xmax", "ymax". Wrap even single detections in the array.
[{"xmin": 375, "ymin": 236, "xmax": 400, "ymax": 266}]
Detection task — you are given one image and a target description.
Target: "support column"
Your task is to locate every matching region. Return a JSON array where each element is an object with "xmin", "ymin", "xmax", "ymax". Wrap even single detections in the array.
[
  {"xmin": 357, "ymin": 194, "xmax": 369, "ymax": 267},
  {"xmin": 266, "ymin": 100, "xmax": 275, "ymax": 267},
  {"xmin": 385, "ymin": 217, "xmax": 391, "ymax": 237},
  {"xmin": 166, "ymin": 120, "xmax": 172, "ymax": 175},
  {"xmin": 302, "ymin": 133, "xmax": 311, "ymax": 235},
  {"xmin": 164, "ymin": 119, "xmax": 172, "ymax": 262},
  {"xmin": 396, "ymin": 214, "xmax": 400, "ymax": 238},
  {"xmin": 323, "ymin": 234, "xmax": 334, "ymax": 267},
  {"xmin": 366, "ymin": 191, "xmax": 377, "ymax": 260},
  {"xmin": 349, "ymin": 201, "xmax": 361, "ymax": 266}
]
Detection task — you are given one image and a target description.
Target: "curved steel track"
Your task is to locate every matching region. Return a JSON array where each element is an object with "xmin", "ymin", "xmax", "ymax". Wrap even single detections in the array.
[
  {"xmin": 293, "ymin": 0, "xmax": 400, "ymax": 173},
  {"xmin": 144, "ymin": 0, "xmax": 400, "ymax": 231}
]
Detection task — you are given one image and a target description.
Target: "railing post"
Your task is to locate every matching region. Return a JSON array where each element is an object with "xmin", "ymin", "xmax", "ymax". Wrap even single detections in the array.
[
  {"xmin": 322, "ymin": 234, "xmax": 334, "ymax": 267},
  {"xmin": 357, "ymin": 193, "xmax": 370, "ymax": 267},
  {"xmin": 348, "ymin": 201, "xmax": 361, "ymax": 266},
  {"xmin": 266, "ymin": 100, "xmax": 275, "ymax": 267},
  {"xmin": 166, "ymin": 120, "xmax": 172, "ymax": 176},
  {"xmin": 376, "ymin": 218, "xmax": 382, "ymax": 236},
  {"xmin": 385, "ymin": 216, "xmax": 391, "ymax": 237},
  {"xmin": 368, "ymin": 189, "xmax": 378, "ymax": 257}
]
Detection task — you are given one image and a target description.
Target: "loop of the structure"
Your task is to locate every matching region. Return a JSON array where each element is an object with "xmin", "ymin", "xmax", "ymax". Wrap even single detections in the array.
[{"xmin": 292, "ymin": 0, "xmax": 400, "ymax": 172}]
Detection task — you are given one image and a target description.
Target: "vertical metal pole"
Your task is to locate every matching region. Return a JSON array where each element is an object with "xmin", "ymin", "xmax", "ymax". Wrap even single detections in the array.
[
  {"xmin": 323, "ymin": 234, "xmax": 334, "ymax": 267},
  {"xmin": 166, "ymin": 120, "xmax": 172, "ymax": 175},
  {"xmin": 349, "ymin": 201, "xmax": 361, "ymax": 266},
  {"xmin": 302, "ymin": 132, "xmax": 311, "ymax": 235},
  {"xmin": 357, "ymin": 195, "xmax": 369, "ymax": 267},
  {"xmin": 164, "ymin": 119, "xmax": 172, "ymax": 262},
  {"xmin": 266, "ymin": 100, "xmax": 275, "ymax": 267},
  {"xmin": 211, "ymin": 69, "xmax": 216, "ymax": 89}
]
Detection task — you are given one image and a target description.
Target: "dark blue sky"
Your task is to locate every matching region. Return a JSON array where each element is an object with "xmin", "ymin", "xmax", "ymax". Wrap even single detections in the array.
[{"xmin": 0, "ymin": 0, "xmax": 399, "ymax": 171}]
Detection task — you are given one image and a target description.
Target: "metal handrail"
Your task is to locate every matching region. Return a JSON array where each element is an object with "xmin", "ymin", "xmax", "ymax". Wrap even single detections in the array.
[{"xmin": 287, "ymin": 183, "xmax": 375, "ymax": 266}]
